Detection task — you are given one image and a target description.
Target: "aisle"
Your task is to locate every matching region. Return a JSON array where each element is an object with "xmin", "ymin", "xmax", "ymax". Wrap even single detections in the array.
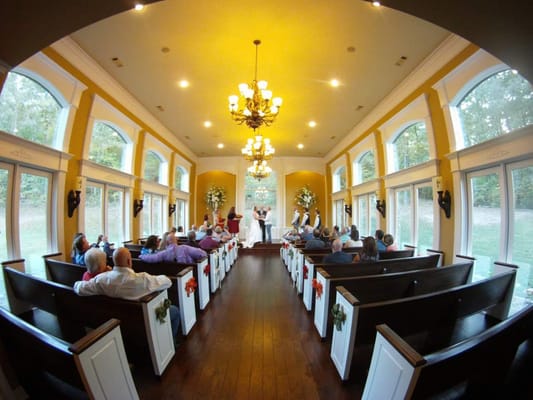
[{"xmin": 135, "ymin": 253, "xmax": 362, "ymax": 399}]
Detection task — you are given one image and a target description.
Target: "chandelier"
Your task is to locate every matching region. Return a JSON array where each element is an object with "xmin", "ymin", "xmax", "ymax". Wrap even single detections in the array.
[
  {"xmin": 228, "ymin": 39, "xmax": 282, "ymax": 130},
  {"xmin": 241, "ymin": 134, "xmax": 275, "ymax": 162},
  {"xmin": 247, "ymin": 160, "xmax": 272, "ymax": 180}
]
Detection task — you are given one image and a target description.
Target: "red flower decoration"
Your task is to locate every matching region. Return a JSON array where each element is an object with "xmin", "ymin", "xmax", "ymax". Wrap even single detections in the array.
[
  {"xmin": 312, "ymin": 278, "xmax": 323, "ymax": 299},
  {"xmin": 228, "ymin": 244, "xmax": 233, "ymax": 251},
  {"xmin": 204, "ymin": 264, "xmax": 210, "ymax": 276},
  {"xmin": 283, "ymin": 243, "xmax": 289, "ymax": 249},
  {"xmin": 303, "ymin": 265, "xmax": 309, "ymax": 280},
  {"xmin": 185, "ymin": 277, "xmax": 198, "ymax": 297}
]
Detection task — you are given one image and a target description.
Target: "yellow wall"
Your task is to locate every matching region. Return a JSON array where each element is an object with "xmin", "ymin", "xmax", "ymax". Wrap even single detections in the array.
[
  {"xmin": 285, "ymin": 171, "xmax": 326, "ymax": 227},
  {"xmin": 196, "ymin": 171, "xmax": 236, "ymax": 226}
]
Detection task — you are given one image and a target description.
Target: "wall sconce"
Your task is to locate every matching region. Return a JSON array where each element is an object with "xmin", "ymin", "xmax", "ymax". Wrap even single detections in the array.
[
  {"xmin": 434, "ymin": 176, "xmax": 451, "ymax": 218},
  {"xmin": 169, "ymin": 203, "xmax": 176, "ymax": 217},
  {"xmin": 344, "ymin": 204, "xmax": 352, "ymax": 217},
  {"xmin": 133, "ymin": 194, "xmax": 144, "ymax": 218},
  {"xmin": 67, "ymin": 176, "xmax": 83, "ymax": 218},
  {"xmin": 375, "ymin": 191, "xmax": 386, "ymax": 218}
]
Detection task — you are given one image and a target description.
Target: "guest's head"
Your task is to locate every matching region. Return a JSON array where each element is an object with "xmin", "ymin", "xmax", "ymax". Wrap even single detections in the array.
[
  {"xmin": 144, "ymin": 235, "xmax": 159, "ymax": 251},
  {"xmin": 363, "ymin": 237, "xmax": 378, "ymax": 257},
  {"xmin": 384, "ymin": 234, "xmax": 395, "ymax": 247},
  {"xmin": 313, "ymin": 229, "xmax": 321, "ymax": 238},
  {"xmin": 113, "ymin": 247, "xmax": 132, "ymax": 268},
  {"xmin": 350, "ymin": 225, "xmax": 359, "ymax": 241},
  {"xmin": 84, "ymin": 247, "xmax": 107, "ymax": 276},
  {"xmin": 331, "ymin": 239, "xmax": 343, "ymax": 252},
  {"xmin": 187, "ymin": 230, "xmax": 196, "ymax": 241},
  {"xmin": 206, "ymin": 228, "xmax": 213, "ymax": 237},
  {"xmin": 74, "ymin": 234, "xmax": 90, "ymax": 254},
  {"xmin": 375, "ymin": 229, "xmax": 385, "ymax": 240}
]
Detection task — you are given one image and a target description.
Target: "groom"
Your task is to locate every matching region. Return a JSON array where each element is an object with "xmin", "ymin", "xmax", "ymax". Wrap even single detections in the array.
[{"xmin": 258, "ymin": 206, "xmax": 266, "ymax": 243}]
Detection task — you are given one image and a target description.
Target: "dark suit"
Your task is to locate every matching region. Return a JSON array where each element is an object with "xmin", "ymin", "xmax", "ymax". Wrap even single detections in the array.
[
  {"xmin": 323, "ymin": 251, "xmax": 353, "ymax": 264},
  {"xmin": 258, "ymin": 208, "xmax": 266, "ymax": 242}
]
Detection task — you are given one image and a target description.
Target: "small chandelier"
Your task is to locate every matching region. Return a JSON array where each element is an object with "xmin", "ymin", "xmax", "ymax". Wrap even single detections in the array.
[
  {"xmin": 241, "ymin": 133, "xmax": 275, "ymax": 162},
  {"xmin": 228, "ymin": 39, "xmax": 282, "ymax": 130},
  {"xmin": 248, "ymin": 160, "xmax": 272, "ymax": 180}
]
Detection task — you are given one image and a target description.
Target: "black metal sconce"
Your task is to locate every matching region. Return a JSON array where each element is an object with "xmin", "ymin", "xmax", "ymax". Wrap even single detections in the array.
[
  {"xmin": 376, "ymin": 199, "xmax": 386, "ymax": 218},
  {"xmin": 169, "ymin": 203, "xmax": 176, "ymax": 217},
  {"xmin": 133, "ymin": 199, "xmax": 144, "ymax": 217},
  {"xmin": 438, "ymin": 190, "xmax": 452, "ymax": 218},
  {"xmin": 344, "ymin": 204, "xmax": 352, "ymax": 217},
  {"xmin": 67, "ymin": 189, "xmax": 81, "ymax": 218}
]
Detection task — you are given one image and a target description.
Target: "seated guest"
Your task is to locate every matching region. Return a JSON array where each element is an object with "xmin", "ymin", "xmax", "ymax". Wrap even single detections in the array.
[
  {"xmin": 375, "ymin": 229, "xmax": 387, "ymax": 252},
  {"xmin": 199, "ymin": 228, "xmax": 220, "ymax": 251},
  {"xmin": 355, "ymin": 236, "xmax": 379, "ymax": 262},
  {"xmin": 320, "ymin": 227, "xmax": 332, "ymax": 245},
  {"xmin": 339, "ymin": 227, "xmax": 351, "ymax": 244},
  {"xmin": 176, "ymin": 226, "xmax": 187, "ymax": 238},
  {"xmin": 82, "ymin": 247, "xmax": 112, "ymax": 281},
  {"xmin": 383, "ymin": 234, "xmax": 398, "ymax": 251},
  {"xmin": 96, "ymin": 234, "xmax": 115, "ymax": 257},
  {"xmin": 283, "ymin": 229, "xmax": 301, "ymax": 242},
  {"xmin": 301, "ymin": 225, "xmax": 314, "ymax": 241},
  {"xmin": 72, "ymin": 233, "xmax": 92, "ymax": 266},
  {"xmin": 214, "ymin": 226, "xmax": 231, "ymax": 243},
  {"xmin": 70, "ymin": 232, "xmax": 84, "ymax": 262},
  {"xmin": 332, "ymin": 225, "xmax": 341, "ymax": 240},
  {"xmin": 158, "ymin": 231, "xmax": 173, "ymax": 251},
  {"xmin": 345, "ymin": 226, "xmax": 363, "ymax": 248},
  {"xmin": 305, "ymin": 229, "xmax": 326, "ymax": 249},
  {"xmin": 323, "ymin": 239, "xmax": 353, "ymax": 264},
  {"xmin": 140, "ymin": 235, "xmax": 207, "ymax": 264},
  {"xmin": 196, "ymin": 225, "xmax": 207, "ymax": 241},
  {"xmin": 74, "ymin": 247, "xmax": 180, "ymax": 340},
  {"xmin": 141, "ymin": 235, "xmax": 160, "ymax": 255},
  {"xmin": 185, "ymin": 230, "xmax": 200, "ymax": 247}
]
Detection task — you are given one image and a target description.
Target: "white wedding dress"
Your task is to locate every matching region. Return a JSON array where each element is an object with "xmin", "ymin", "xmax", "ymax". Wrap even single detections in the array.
[{"xmin": 246, "ymin": 211, "xmax": 262, "ymax": 248}]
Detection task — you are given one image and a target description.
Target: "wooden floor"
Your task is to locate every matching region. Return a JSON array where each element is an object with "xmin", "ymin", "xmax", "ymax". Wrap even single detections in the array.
[
  {"xmin": 134, "ymin": 251, "xmax": 533, "ymax": 400},
  {"xmin": 135, "ymin": 253, "xmax": 363, "ymax": 399}
]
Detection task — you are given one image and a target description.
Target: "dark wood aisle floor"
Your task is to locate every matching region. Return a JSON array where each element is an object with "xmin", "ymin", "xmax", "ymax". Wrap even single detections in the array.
[{"xmin": 135, "ymin": 253, "xmax": 363, "ymax": 399}]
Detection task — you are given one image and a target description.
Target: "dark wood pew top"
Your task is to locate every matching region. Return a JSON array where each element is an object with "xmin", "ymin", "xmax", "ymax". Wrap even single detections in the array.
[{"xmin": 378, "ymin": 248, "xmax": 415, "ymax": 259}]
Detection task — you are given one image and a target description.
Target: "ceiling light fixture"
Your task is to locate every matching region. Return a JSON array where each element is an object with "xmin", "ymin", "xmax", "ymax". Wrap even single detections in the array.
[
  {"xmin": 229, "ymin": 40, "xmax": 282, "ymax": 131},
  {"xmin": 247, "ymin": 160, "xmax": 272, "ymax": 181},
  {"xmin": 242, "ymin": 133, "xmax": 275, "ymax": 180},
  {"xmin": 134, "ymin": 3, "xmax": 144, "ymax": 11}
]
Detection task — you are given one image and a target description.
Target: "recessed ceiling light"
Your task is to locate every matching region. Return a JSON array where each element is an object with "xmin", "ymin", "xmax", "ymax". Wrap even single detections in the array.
[
  {"xmin": 330, "ymin": 79, "xmax": 340, "ymax": 87},
  {"xmin": 134, "ymin": 3, "xmax": 144, "ymax": 11},
  {"xmin": 372, "ymin": 1, "xmax": 381, "ymax": 7},
  {"xmin": 297, "ymin": 144, "xmax": 304, "ymax": 149},
  {"xmin": 308, "ymin": 121, "xmax": 317, "ymax": 128},
  {"xmin": 217, "ymin": 143, "xmax": 224, "ymax": 149},
  {"xmin": 178, "ymin": 80, "xmax": 189, "ymax": 88},
  {"xmin": 511, "ymin": 69, "xmax": 519, "ymax": 74},
  {"xmin": 204, "ymin": 121, "xmax": 212, "ymax": 128}
]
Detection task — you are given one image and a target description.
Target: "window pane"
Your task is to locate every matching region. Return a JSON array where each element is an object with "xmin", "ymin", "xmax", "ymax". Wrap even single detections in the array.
[
  {"xmin": 175, "ymin": 168, "xmax": 183, "ymax": 190},
  {"xmin": 358, "ymin": 196, "xmax": 368, "ymax": 236},
  {"xmin": 510, "ymin": 164, "xmax": 533, "ymax": 303},
  {"xmin": 85, "ymin": 184, "xmax": 103, "ymax": 244},
  {"xmin": 416, "ymin": 185, "xmax": 434, "ymax": 254},
  {"xmin": 19, "ymin": 172, "xmax": 50, "ymax": 279},
  {"xmin": 88, "ymin": 122, "xmax": 127, "ymax": 170},
  {"xmin": 393, "ymin": 122, "xmax": 430, "ymax": 170},
  {"xmin": 395, "ymin": 188, "xmax": 412, "ymax": 247},
  {"xmin": 144, "ymin": 152, "xmax": 161, "ymax": 183},
  {"xmin": 470, "ymin": 173, "xmax": 501, "ymax": 278},
  {"xmin": 0, "ymin": 168, "xmax": 9, "ymax": 309},
  {"xmin": 152, "ymin": 194, "xmax": 163, "ymax": 236},
  {"xmin": 0, "ymin": 72, "xmax": 61, "ymax": 147},
  {"xmin": 107, "ymin": 187, "xmax": 124, "ymax": 246},
  {"xmin": 142, "ymin": 194, "xmax": 152, "ymax": 236},
  {"xmin": 369, "ymin": 193, "xmax": 377, "ymax": 236},
  {"xmin": 359, "ymin": 151, "xmax": 376, "ymax": 183},
  {"xmin": 175, "ymin": 199, "xmax": 187, "ymax": 231},
  {"xmin": 244, "ymin": 172, "xmax": 277, "ymax": 228},
  {"xmin": 458, "ymin": 70, "xmax": 533, "ymax": 148}
]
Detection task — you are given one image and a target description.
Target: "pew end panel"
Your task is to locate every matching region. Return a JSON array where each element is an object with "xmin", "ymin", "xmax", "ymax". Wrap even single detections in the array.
[
  {"xmin": 313, "ymin": 268, "xmax": 331, "ymax": 339},
  {"xmin": 426, "ymin": 249, "xmax": 444, "ymax": 267},
  {"xmin": 176, "ymin": 267, "xmax": 197, "ymax": 335},
  {"xmin": 330, "ymin": 287, "xmax": 361, "ymax": 381},
  {"xmin": 217, "ymin": 246, "xmax": 226, "ymax": 282},
  {"xmin": 196, "ymin": 257, "xmax": 210, "ymax": 310},
  {"xmin": 209, "ymin": 250, "xmax": 221, "ymax": 294},
  {"xmin": 141, "ymin": 290, "xmax": 176, "ymax": 376},
  {"xmin": 302, "ymin": 258, "xmax": 315, "ymax": 311}
]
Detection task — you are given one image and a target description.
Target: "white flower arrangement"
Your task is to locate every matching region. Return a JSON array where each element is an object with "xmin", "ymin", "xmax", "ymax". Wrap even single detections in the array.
[
  {"xmin": 295, "ymin": 185, "xmax": 317, "ymax": 209},
  {"xmin": 205, "ymin": 185, "xmax": 227, "ymax": 210}
]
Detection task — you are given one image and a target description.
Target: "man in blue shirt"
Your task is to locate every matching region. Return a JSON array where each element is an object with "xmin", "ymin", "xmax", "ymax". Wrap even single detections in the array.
[
  {"xmin": 323, "ymin": 239, "xmax": 353, "ymax": 264},
  {"xmin": 375, "ymin": 229, "xmax": 387, "ymax": 252}
]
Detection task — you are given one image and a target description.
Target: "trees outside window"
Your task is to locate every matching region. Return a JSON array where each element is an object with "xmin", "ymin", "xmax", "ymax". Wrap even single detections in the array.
[
  {"xmin": 142, "ymin": 192, "xmax": 164, "ymax": 237},
  {"xmin": 357, "ymin": 151, "xmax": 376, "ymax": 183},
  {"xmin": 175, "ymin": 166, "xmax": 189, "ymax": 192},
  {"xmin": 393, "ymin": 122, "xmax": 430, "ymax": 171},
  {"xmin": 0, "ymin": 72, "xmax": 62, "ymax": 148},
  {"xmin": 88, "ymin": 122, "xmax": 128, "ymax": 170},
  {"xmin": 333, "ymin": 167, "xmax": 347, "ymax": 192},
  {"xmin": 144, "ymin": 151, "xmax": 162, "ymax": 183},
  {"xmin": 458, "ymin": 69, "xmax": 533, "ymax": 148},
  {"xmin": 357, "ymin": 192, "xmax": 377, "ymax": 237}
]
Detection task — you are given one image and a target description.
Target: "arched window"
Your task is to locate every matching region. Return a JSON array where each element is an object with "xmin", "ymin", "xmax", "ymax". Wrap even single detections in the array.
[
  {"xmin": 457, "ymin": 69, "xmax": 533, "ymax": 148},
  {"xmin": 356, "ymin": 151, "xmax": 376, "ymax": 184},
  {"xmin": 144, "ymin": 151, "xmax": 163, "ymax": 183},
  {"xmin": 88, "ymin": 122, "xmax": 128, "ymax": 170},
  {"xmin": 0, "ymin": 72, "xmax": 63, "ymax": 148},
  {"xmin": 393, "ymin": 122, "xmax": 429, "ymax": 171},
  {"xmin": 333, "ymin": 166, "xmax": 347, "ymax": 192},
  {"xmin": 175, "ymin": 166, "xmax": 189, "ymax": 192}
]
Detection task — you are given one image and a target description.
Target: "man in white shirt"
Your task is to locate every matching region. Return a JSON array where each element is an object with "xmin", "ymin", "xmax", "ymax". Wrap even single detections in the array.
[
  {"xmin": 264, "ymin": 206, "xmax": 273, "ymax": 243},
  {"xmin": 291, "ymin": 208, "xmax": 300, "ymax": 231},
  {"xmin": 74, "ymin": 247, "xmax": 180, "ymax": 340}
]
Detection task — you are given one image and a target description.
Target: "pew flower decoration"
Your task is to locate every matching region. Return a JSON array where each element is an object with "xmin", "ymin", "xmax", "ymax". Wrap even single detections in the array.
[
  {"xmin": 204, "ymin": 264, "xmax": 210, "ymax": 276},
  {"xmin": 205, "ymin": 185, "xmax": 227, "ymax": 211},
  {"xmin": 295, "ymin": 185, "xmax": 317, "ymax": 209},
  {"xmin": 155, "ymin": 298, "xmax": 171, "ymax": 324},
  {"xmin": 303, "ymin": 265, "xmax": 309, "ymax": 280},
  {"xmin": 185, "ymin": 277, "xmax": 198, "ymax": 297},
  {"xmin": 331, "ymin": 303, "xmax": 347, "ymax": 331},
  {"xmin": 288, "ymin": 248, "xmax": 294, "ymax": 258},
  {"xmin": 312, "ymin": 278, "xmax": 323, "ymax": 299}
]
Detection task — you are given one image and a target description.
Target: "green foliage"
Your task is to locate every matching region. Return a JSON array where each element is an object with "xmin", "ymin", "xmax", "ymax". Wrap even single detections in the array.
[
  {"xmin": 0, "ymin": 72, "xmax": 61, "ymax": 147},
  {"xmin": 88, "ymin": 122, "xmax": 126, "ymax": 170},
  {"xmin": 144, "ymin": 151, "xmax": 161, "ymax": 182},
  {"xmin": 459, "ymin": 70, "xmax": 533, "ymax": 147},
  {"xmin": 394, "ymin": 122, "xmax": 430, "ymax": 170},
  {"xmin": 359, "ymin": 151, "xmax": 376, "ymax": 182}
]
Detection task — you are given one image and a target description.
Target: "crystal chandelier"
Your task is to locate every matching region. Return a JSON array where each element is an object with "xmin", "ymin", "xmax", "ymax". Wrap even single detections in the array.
[
  {"xmin": 247, "ymin": 159, "xmax": 272, "ymax": 180},
  {"xmin": 241, "ymin": 134, "xmax": 275, "ymax": 162},
  {"xmin": 228, "ymin": 40, "xmax": 282, "ymax": 130}
]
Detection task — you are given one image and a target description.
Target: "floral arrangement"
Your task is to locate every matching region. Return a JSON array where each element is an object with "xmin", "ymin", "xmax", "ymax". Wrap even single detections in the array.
[
  {"xmin": 303, "ymin": 265, "xmax": 309, "ymax": 280},
  {"xmin": 155, "ymin": 298, "xmax": 171, "ymax": 323},
  {"xmin": 204, "ymin": 264, "xmax": 210, "ymax": 276},
  {"xmin": 185, "ymin": 277, "xmax": 198, "ymax": 297},
  {"xmin": 331, "ymin": 303, "xmax": 347, "ymax": 331},
  {"xmin": 295, "ymin": 185, "xmax": 317, "ymax": 209},
  {"xmin": 205, "ymin": 185, "xmax": 227, "ymax": 211},
  {"xmin": 312, "ymin": 278, "xmax": 323, "ymax": 299}
]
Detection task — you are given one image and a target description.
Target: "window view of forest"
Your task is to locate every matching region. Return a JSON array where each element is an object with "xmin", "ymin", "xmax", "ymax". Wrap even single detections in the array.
[{"xmin": 393, "ymin": 122, "xmax": 430, "ymax": 170}]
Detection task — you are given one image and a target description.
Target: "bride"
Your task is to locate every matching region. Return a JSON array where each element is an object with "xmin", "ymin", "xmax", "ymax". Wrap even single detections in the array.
[{"xmin": 246, "ymin": 206, "xmax": 263, "ymax": 248}]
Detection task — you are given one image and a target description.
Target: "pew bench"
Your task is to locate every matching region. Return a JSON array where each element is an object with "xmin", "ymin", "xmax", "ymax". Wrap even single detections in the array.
[
  {"xmin": 303, "ymin": 253, "xmax": 441, "ymax": 312},
  {"xmin": 377, "ymin": 248, "xmax": 415, "ymax": 260},
  {"xmin": 362, "ymin": 304, "xmax": 533, "ymax": 399},
  {"xmin": 314, "ymin": 260, "xmax": 473, "ymax": 339},
  {"xmin": 0, "ymin": 307, "xmax": 138, "ymax": 400},
  {"xmin": 330, "ymin": 266, "xmax": 516, "ymax": 381},
  {"xmin": 2, "ymin": 263, "xmax": 175, "ymax": 377}
]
